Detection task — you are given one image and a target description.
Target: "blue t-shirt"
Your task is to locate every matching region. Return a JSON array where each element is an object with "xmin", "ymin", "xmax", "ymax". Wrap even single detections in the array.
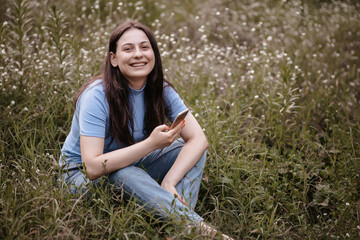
[{"xmin": 59, "ymin": 79, "xmax": 187, "ymax": 169}]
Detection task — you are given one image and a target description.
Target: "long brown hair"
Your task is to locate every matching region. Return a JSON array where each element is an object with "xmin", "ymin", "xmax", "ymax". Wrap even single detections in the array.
[{"xmin": 75, "ymin": 20, "xmax": 167, "ymax": 146}]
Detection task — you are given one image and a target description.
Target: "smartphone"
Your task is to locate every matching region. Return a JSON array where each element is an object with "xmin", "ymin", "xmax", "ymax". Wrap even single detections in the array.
[{"xmin": 169, "ymin": 109, "xmax": 189, "ymax": 129}]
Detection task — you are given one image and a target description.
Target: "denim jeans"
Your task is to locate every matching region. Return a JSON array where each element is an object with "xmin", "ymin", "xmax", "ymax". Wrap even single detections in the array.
[{"xmin": 61, "ymin": 138, "xmax": 206, "ymax": 224}]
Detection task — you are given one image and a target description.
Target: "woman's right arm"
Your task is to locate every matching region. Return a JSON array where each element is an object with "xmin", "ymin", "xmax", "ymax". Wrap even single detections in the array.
[{"xmin": 81, "ymin": 121, "xmax": 184, "ymax": 180}]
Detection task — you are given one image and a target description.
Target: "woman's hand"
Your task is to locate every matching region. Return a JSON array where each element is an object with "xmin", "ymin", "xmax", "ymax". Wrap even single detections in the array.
[
  {"xmin": 147, "ymin": 120, "xmax": 185, "ymax": 150},
  {"xmin": 161, "ymin": 181, "xmax": 187, "ymax": 206}
]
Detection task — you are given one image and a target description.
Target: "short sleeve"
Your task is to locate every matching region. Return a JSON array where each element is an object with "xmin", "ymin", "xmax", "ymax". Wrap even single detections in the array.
[
  {"xmin": 164, "ymin": 85, "xmax": 187, "ymax": 122},
  {"xmin": 78, "ymin": 86, "xmax": 108, "ymax": 138}
]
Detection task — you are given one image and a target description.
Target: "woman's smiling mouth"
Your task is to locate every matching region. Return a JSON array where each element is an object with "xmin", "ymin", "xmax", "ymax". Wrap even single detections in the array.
[{"xmin": 130, "ymin": 62, "xmax": 147, "ymax": 67}]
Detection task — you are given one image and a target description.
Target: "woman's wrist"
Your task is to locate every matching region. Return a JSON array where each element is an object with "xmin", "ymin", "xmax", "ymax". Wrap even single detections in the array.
[
  {"xmin": 143, "ymin": 136, "xmax": 157, "ymax": 152},
  {"xmin": 161, "ymin": 176, "xmax": 179, "ymax": 189}
]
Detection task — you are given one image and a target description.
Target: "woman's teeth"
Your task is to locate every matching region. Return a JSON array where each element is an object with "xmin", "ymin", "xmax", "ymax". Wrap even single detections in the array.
[{"xmin": 131, "ymin": 63, "xmax": 146, "ymax": 67}]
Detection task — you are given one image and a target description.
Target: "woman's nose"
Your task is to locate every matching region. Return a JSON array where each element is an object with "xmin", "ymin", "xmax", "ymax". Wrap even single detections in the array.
[{"xmin": 133, "ymin": 47, "xmax": 143, "ymax": 58}]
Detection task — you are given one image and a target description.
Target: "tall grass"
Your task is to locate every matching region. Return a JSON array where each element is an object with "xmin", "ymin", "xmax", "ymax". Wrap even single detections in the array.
[{"xmin": 1, "ymin": 0, "xmax": 359, "ymax": 239}]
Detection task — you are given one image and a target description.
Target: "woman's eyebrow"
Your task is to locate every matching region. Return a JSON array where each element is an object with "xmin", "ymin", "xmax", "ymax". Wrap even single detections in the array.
[{"xmin": 121, "ymin": 41, "xmax": 150, "ymax": 47}]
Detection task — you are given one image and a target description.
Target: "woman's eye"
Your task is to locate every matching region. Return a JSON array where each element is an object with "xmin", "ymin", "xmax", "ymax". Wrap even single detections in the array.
[{"xmin": 121, "ymin": 45, "xmax": 132, "ymax": 51}]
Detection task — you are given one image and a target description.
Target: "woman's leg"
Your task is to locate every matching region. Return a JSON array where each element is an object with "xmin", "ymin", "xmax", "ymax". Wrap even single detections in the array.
[
  {"xmin": 107, "ymin": 165, "xmax": 203, "ymax": 223},
  {"xmin": 61, "ymin": 164, "xmax": 202, "ymax": 223},
  {"xmin": 61, "ymin": 167, "xmax": 99, "ymax": 196},
  {"xmin": 175, "ymin": 150, "xmax": 206, "ymax": 210},
  {"xmin": 60, "ymin": 139, "xmax": 206, "ymax": 224},
  {"xmin": 138, "ymin": 138, "xmax": 207, "ymax": 210}
]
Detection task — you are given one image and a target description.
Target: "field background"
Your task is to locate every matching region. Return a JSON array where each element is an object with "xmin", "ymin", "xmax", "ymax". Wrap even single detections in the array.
[{"xmin": 1, "ymin": 0, "xmax": 360, "ymax": 239}]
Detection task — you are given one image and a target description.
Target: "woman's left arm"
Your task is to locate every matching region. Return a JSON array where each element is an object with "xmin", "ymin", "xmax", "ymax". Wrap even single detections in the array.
[{"xmin": 160, "ymin": 112, "xmax": 208, "ymax": 204}]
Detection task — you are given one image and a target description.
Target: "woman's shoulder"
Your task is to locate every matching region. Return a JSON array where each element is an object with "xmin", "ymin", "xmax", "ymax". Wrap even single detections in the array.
[
  {"xmin": 83, "ymin": 79, "xmax": 105, "ymax": 96},
  {"xmin": 77, "ymin": 79, "xmax": 107, "ymax": 108},
  {"xmin": 87, "ymin": 78, "xmax": 104, "ymax": 90},
  {"xmin": 162, "ymin": 81, "xmax": 187, "ymax": 118},
  {"xmin": 163, "ymin": 81, "xmax": 178, "ymax": 97}
]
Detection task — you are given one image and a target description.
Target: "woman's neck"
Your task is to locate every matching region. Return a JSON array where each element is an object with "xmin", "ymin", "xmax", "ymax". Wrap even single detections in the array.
[{"xmin": 128, "ymin": 78, "xmax": 147, "ymax": 90}]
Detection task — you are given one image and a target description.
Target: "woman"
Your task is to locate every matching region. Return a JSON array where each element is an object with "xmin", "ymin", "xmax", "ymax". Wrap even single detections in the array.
[{"xmin": 59, "ymin": 20, "xmax": 231, "ymax": 239}]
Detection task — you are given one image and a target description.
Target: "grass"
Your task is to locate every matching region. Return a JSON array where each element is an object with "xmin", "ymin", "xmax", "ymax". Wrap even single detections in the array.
[{"xmin": 1, "ymin": 0, "xmax": 360, "ymax": 239}]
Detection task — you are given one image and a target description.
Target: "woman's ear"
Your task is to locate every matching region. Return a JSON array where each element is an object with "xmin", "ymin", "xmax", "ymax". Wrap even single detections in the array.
[{"xmin": 110, "ymin": 52, "xmax": 118, "ymax": 67}]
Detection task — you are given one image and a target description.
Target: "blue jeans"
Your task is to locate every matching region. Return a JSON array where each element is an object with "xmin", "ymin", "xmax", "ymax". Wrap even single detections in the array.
[{"xmin": 61, "ymin": 139, "xmax": 206, "ymax": 224}]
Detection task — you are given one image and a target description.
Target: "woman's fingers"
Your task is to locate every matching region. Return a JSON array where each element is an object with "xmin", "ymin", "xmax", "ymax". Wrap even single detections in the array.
[
  {"xmin": 157, "ymin": 124, "xmax": 170, "ymax": 132},
  {"xmin": 149, "ymin": 121, "xmax": 185, "ymax": 149},
  {"xmin": 161, "ymin": 183, "xmax": 188, "ymax": 206},
  {"xmin": 168, "ymin": 120, "xmax": 184, "ymax": 136},
  {"xmin": 176, "ymin": 195, "xmax": 188, "ymax": 206}
]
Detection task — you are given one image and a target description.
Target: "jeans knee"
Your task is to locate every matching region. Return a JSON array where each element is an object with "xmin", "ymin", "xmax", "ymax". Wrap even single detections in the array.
[
  {"xmin": 196, "ymin": 150, "xmax": 207, "ymax": 169},
  {"xmin": 109, "ymin": 166, "xmax": 140, "ymax": 185}
]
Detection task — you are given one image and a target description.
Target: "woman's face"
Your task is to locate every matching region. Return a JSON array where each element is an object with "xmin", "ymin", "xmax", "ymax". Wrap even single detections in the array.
[{"xmin": 110, "ymin": 28, "xmax": 155, "ymax": 89}]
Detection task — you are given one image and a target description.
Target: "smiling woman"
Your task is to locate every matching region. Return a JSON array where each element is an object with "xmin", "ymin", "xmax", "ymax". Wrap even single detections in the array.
[
  {"xmin": 110, "ymin": 28, "xmax": 155, "ymax": 89},
  {"xmin": 58, "ymin": 20, "xmax": 232, "ymax": 239}
]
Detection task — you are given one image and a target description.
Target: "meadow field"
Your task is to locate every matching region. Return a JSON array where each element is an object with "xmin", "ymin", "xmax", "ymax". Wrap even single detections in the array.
[{"xmin": 1, "ymin": 0, "xmax": 360, "ymax": 239}]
